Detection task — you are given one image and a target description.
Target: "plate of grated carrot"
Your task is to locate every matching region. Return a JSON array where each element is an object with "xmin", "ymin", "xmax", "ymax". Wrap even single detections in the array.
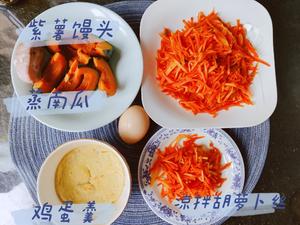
[
  {"xmin": 138, "ymin": 128, "xmax": 244, "ymax": 225},
  {"xmin": 140, "ymin": 0, "xmax": 277, "ymax": 128}
]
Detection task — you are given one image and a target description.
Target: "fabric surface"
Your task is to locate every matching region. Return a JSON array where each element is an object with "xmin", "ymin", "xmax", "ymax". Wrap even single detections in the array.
[{"xmin": 9, "ymin": 1, "xmax": 270, "ymax": 224}]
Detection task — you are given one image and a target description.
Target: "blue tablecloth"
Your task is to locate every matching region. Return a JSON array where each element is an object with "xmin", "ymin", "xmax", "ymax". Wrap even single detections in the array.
[{"xmin": 9, "ymin": 1, "xmax": 270, "ymax": 224}]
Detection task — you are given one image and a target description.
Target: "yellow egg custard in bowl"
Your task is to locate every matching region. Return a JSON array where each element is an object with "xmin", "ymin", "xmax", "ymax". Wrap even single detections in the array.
[{"xmin": 37, "ymin": 139, "xmax": 131, "ymax": 223}]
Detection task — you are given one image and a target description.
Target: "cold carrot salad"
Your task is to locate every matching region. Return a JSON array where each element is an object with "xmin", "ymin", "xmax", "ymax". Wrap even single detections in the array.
[
  {"xmin": 156, "ymin": 11, "xmax": 270, "ymax": 116},
  {"xmin": 150, "ymin": 134, "xmax": 231, "ymax": 202}
]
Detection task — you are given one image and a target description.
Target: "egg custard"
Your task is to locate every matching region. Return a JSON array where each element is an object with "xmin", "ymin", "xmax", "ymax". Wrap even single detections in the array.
[{"xmin": 55, "ymin": 144, "xmax": 124, "ymax": 204}]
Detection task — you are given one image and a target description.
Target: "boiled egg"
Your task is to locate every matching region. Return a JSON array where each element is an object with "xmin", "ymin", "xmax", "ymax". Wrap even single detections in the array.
[{"xmin": 118, "ymin": 105, "xmax": 150, "ymax": 144}]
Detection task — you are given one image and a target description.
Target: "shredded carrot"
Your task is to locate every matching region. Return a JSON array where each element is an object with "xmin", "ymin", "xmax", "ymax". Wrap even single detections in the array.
[
  {"xmin": 150, "ymin": 134, "xmax": 231, "ymax": 202},
  {"xmin": 156, "ymin": 11, "xmax": 270, "ymax": 116}
]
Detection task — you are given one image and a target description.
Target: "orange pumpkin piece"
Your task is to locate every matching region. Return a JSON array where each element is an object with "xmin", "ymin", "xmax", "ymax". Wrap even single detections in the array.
[
  {"xmin": 70, "ymin": 43, "xmax": 91, "ymax": 50},
  {"xmin": 33, "ymin": 52, "xmax": 67, "ymax": 92},
  {"xmin": 28, "ymin": 47, "xmax": 49, "ymax": 82},
  {"xmin": 77, "ymin": 48, "xmax": 90, "ymax": 65},
  {"xmin": 62, "ymin": 46, "xmax": 78, "ymax": 66},
  {"xmin": 94, "ymin": 41, "xmax": 113, "ymax": 58},
  {"xmin": 56, "ymin": 60, "xmax": 79, "ymax": 91},
  {"xmin": 70, "ymin": 41, "xmax": 113, "ymax": 58},
  {"xmin": 56, "ymin": 61, "xmax": 99, "ymax": 91},
  {"xmin": 75, "ymin": 67, "xmax": 99, "ymax": 91},
  {"xmin": 93, "ymin": 57, "xmax": 117, "ymax": 96}
]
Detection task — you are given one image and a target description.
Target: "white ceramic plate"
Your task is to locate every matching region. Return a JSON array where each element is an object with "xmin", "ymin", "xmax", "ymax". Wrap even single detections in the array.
[
  {"xmin": 140, "ymin": 0, "xmax": 277, "ymax": 128},
  {"xmin": 11, "ymin": 2, "xmax": 143, "ymax": 132},
  {"xmin": 138, "ymin": 128, "xmax": 245, "ymax": 225}
]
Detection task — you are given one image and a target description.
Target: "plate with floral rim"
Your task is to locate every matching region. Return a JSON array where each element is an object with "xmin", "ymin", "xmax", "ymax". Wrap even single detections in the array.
[{"xmin": 138, "ymin": 128, "xmax": 245, "ymax": 225}]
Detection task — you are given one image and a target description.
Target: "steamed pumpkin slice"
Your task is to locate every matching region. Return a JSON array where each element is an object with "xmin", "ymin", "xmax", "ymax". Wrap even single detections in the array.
[
  {"xmin": 93, "ymin": 57, "xmax": 117, "ymax": 96},
  {"xmin": 75, "ymin": 67, "xmax": 99, "ymax": 91},
  {"xmin": 56, "ymin": 60, "xmax": 99, "ymax": 91},
  {"xmin": 93, "ymin": 41, "xmax": 114, "ymax": 58},
  {"xmin": 33, "ymin": 52, "xmax": 67, "ymax": 93},
  {"xmin": 55, "ymin": 60, "xmax": 79, "ymax": 91},
  {"xmin": 76, "ymin": 49, "xmax": 91, "ymax": 65},
  {"xmin": 28, "ymin": 47, "xmax": 50, "ymax": 82},
  {"xmin": 63, "ymin": 46, "xmax": 78, "ymax": 66},
  {"xmin": 48, "ymin": 44, "xmax": 91, "ymax": 65},
  {"xmin": 70, "ymin": 41, "xmax": 113, "ymax": 59}
]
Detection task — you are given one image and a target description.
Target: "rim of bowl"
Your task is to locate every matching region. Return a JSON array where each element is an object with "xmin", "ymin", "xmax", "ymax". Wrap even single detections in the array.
[{"xmin": 37, "ymin": 138, "xmax": 132, "ymax": 224}]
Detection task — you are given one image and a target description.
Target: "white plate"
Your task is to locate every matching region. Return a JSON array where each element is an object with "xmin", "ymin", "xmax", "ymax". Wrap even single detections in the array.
[
  {"xmin": 140, "ymin": 0, "xmax": 277, "ymax": 128},
  {"xmin": 138, "ymin": 128, "xmax": 245, "ymax": 225},
  {"xmin": 11, "ymin": 2, "xmax": 143, "ymax": 132}
]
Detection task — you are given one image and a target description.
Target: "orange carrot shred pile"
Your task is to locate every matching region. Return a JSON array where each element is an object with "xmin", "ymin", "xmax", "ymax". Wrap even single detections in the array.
[
  {"xmin": 150, "ymin": 134, "xmax": 231, "ymax": 202},
  {"xmin": 156, "ymin": 11, "xmax": 270, "ymax": 116}
]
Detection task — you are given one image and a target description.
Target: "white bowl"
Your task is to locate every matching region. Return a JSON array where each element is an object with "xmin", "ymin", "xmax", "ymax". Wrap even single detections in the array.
[
  {"xmin": 11, "ymin": 2, "xmax": 143, "ymax": 132},
  {"xmin": 37, "ymin": 139, "xmax": 131, "ymax": 224},
  {"xmin": 140, "ymin": 0, "xmax": 277, "ymax": 128}
]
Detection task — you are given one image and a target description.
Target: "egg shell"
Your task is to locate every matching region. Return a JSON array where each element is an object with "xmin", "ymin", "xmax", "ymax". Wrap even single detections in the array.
[{"xmin": 118, "ymin": 105, "xmax": 150, "ymax": 144}]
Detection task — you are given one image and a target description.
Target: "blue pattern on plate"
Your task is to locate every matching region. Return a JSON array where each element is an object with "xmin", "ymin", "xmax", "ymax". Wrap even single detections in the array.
[{"xmin": 138, "ymin": 128, "xmax": 245, "ymax": 225}]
